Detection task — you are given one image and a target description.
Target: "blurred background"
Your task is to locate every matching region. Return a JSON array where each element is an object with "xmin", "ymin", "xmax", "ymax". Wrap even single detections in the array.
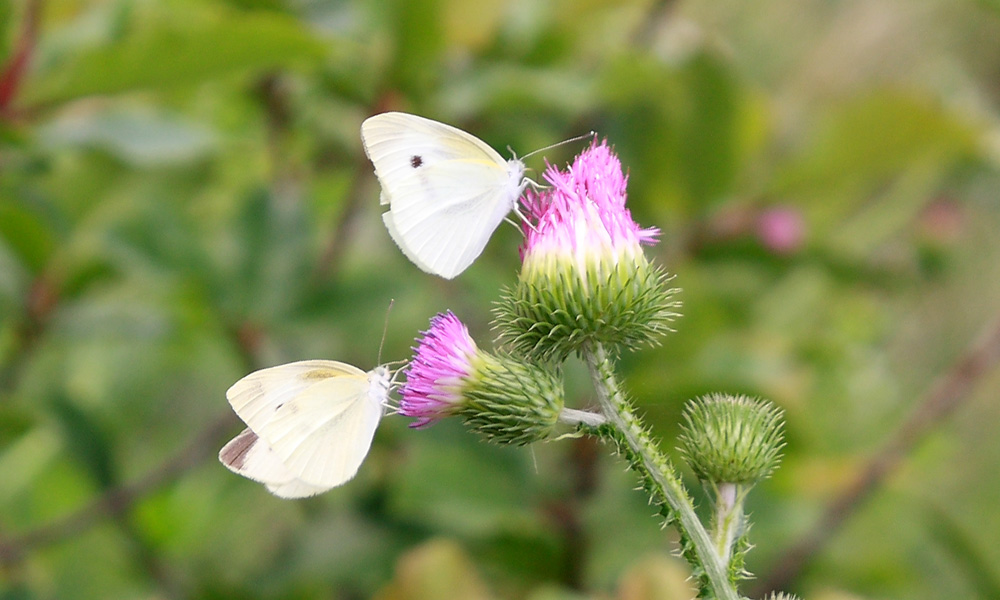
[{"xmin": 3, "ymin": 0, "xmax": 1000, "ymax": 598}]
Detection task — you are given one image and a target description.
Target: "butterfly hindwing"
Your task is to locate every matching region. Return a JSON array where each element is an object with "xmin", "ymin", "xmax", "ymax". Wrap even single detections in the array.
[
  {"xmin": 260, "ymin": 373, "xmax": 383, "ymax": 488},
  {"xmin": 219, "ymin": 428, "xmax": 328, "ymax": 498},
  {"xmin": 382, "ymin": 159, "xmax": 517, "ymax": 277}
]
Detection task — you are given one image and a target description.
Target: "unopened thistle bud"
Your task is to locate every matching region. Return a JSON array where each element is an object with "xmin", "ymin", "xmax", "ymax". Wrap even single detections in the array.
[
  {"xmin": 677, "ymin": 394, "xmax": 785, "ymax": 484},
  {"xmin": 401, "ymin": 311, "xmax": 564, "ymax": 445},
  {"xmin": 495, "ymin": 141, "xmax": 680, "ymax": 361}
]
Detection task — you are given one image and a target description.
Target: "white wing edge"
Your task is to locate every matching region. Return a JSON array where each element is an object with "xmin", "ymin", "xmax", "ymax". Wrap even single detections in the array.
[{"xmin": 219, "ymin": 428, "xmax": 329, "ymax": 498}]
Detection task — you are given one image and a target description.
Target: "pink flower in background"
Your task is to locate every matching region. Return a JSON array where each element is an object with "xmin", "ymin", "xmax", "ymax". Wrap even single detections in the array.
[
  {"xmin": 400, "ymin": 311, "xmax": 478, "ymax": 428},
  {"xmin": 757, "ymin": 207, "xmax": 805, "ymax": 254}
]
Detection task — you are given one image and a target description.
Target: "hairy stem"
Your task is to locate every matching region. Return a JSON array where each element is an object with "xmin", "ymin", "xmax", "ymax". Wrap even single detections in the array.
[
  {"xmin": 559, "ymin": 408, "xmax": 607, "ymax": 427},
  {"xmin": 711, "ymin": 482, "xmax": 745, "ymax": 565},
  {"xmin": 583, "ymin": 343, "xmax": 738, "ymax": 600}
]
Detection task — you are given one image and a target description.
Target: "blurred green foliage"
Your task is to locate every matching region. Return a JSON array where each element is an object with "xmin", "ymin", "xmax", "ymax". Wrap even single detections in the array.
[{"xmin": 3, "ymin": 0, "xmax": 1000, "ymax": 598}]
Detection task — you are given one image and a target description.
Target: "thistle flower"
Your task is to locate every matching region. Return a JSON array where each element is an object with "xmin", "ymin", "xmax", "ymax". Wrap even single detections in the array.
[
  {"xmin": 399, "ymin": 311, "xmax": 479, "ymax": 428},
  {"xmin": 495, "ymin": 141, "xmax": 680, "ymax": 360},
  {"xmin": 401, "ymin": 311, "xmax": 564, "ymax": 445}
]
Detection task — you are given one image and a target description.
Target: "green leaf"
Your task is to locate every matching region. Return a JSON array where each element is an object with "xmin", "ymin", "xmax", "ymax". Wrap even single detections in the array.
[
  {"xmin": 39, "ymin": 107, "xmax": 216, "ymax": 166},
  {"xmin": 599, "ymin": 50, "xmax": 754, "ymax": 212},
  {"xmin": 49, "ymin": 394, "xmax": 117, "ymax": 489},
  {"xmin": 24, "ymin": 14, "xmax": 329, "ymax": 105},
  {"xmin": 0, "ymin": 198, "xmax": 57, "ymax": 273}
]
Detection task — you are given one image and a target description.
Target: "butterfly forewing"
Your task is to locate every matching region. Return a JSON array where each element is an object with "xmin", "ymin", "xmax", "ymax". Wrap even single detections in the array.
[
  {"xmin": 226, "ymin": 360, "xmax": 365, "ymax": 432},
  {"xmin": 261, "ymin": 373, "xmax": 383, "ymax": 488},
  {"xmin": 361, "ymin": 112, "xmax": 505, "ymax": 183},
  {"xmin": 361, "ymin": 112, "xmax": 526, "ymax": 279}
]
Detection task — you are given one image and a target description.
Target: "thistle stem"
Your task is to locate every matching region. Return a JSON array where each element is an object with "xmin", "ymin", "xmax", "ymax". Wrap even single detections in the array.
[
  {"xmin": 583, "ymin": 343, "xmax": 738, "ymax": 600},
  {"xmin": 558, "ymin": 408, "xmax": 607, "ymax": 427},
  {"xmin": 712, "ymin": 482, "xmax": 745, "ymax": 565}
]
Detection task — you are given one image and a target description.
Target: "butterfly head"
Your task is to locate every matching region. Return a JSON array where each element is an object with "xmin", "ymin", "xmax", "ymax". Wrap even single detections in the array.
[
  {"xmin": 506, "ymin": 157, "xmax": 531, "ymax": 208},
  {"xmin": 371, "ymin": 362, "xmax": 407, "ymax": 411}
]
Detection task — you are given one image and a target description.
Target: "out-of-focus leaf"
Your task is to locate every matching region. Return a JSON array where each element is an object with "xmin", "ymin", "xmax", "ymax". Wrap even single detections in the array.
[
  {"xmin": 222, "ymin": 0, "xmax": 291, "ymax": 12},
  {"xmin": 436, "ymin": 65, "xmax": 595, "ymax": 117},
  {"xmin": 0, "ymin": 426, "xmax": 61, "ymax": 504},
  {"xmin": 442, "ymin": 0, "xmax": 506, "ymax": 50},
  {"xmin": 524, "ymin": 585, "xmax": 591, "ymax": 600},
  {"xmin": 388, "ymin": 0, "xmax": 445, "ymax": 95},
  {"xmin": 975, "ymin": 0, "xmax": 1000, "ymax": 14},
  {"xmin": 49, "ymin": 393, "xmax": 117, "ymax": 488},
  {"xmin": 616, "ymin": 554, "xmax": 696, "ymax": 600},
  {"xmin": 0, "ymin": 2, "xmax": 13, "ymax": 61},
  {"xmin": 374, "ymin": 538, "xmax": 495, "ymax": 600},
  {"xmin": 772, "ymin": 91, "xmax": 978, "ymax": 219},
  {"xmin": 388, "ymin": 427, "xmax": 537, "ymax": 536},
  {"xmin": 24, "ymin": 14, "xmax": 329, "ymax": 105},
  {"xmin": 39, "ymin": 106, "xmax": 216, "ymax": 166},
  {"xmin": 0, "ymin": 198, "xmax": 57, "ymax": 272},
  {"xmin": 600, "ymin": 49, "xmax": 756, "ymax": 213},
  {"xmin": 924, "ymin": 504, "xmax": 1000, "ymax": 599}
]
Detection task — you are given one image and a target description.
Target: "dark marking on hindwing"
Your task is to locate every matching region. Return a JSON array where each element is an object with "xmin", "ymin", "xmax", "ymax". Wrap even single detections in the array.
[{"xmin": 410, "ymin": 155, "xmax": 423, "ymax": 168}]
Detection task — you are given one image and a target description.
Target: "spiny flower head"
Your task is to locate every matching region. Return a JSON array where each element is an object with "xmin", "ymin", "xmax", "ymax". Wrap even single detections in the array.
[
  {"xmin": 402, "ymin": 311, "xmax": 564, "ymax": 445},
  {"xmin": 677, "ymin": 393, "xmax": 786, "ymax": 485},
  {"xmin": 495, "ymin": 141, "xmax": 680, "ymax": 360},
  {"xmin": 400, "ymin": 311, "xmax": 477, "ymax": 428}
]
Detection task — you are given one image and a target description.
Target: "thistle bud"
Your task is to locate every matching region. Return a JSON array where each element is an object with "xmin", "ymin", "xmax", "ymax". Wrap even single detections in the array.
[
  {"xmin": 494, "ymin": 141, "xmax": 680, "ymax": 361},
  {"xmin": 401, "ymin": 312, "xmax": 564, "ymax": 445},
  {"xmin": 677, "ymin": 394, "xmax": 785, "ymax": 484}
]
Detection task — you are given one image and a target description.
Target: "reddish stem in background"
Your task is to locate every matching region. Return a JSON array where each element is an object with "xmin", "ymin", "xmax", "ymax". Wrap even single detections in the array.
[{"xmin": 0, "ymin": 0, "xmax": 42, "ymax": 120}]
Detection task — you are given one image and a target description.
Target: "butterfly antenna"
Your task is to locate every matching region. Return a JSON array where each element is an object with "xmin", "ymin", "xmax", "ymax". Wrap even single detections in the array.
[
  {"xmin": 377, "ymin": 299, "xmax": 394, "ymax": 365},
  {"xmin": 520, "ymin": 131, "xmax": 597, "ymax": 161}
]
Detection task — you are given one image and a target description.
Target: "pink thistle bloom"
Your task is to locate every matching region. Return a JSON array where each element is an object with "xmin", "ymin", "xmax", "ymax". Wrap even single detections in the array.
[
  {"xmin": 400, "ymin": 311, "xmax": 479, "ymax": 428},
  {"xmin": 496, "ymin": 140, "xmax": 680, "ymax": 360},
  {"xmin": 520, "ymin": 140, "xmax": 659, "ymax": 275}
]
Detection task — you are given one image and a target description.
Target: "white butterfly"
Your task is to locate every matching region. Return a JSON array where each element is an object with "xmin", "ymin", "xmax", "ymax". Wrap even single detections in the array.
[
  {"xmin": 361, "ymin": 111, "xmax": 530, "ymax": 279},
  {"xmin": 219, "ymin": 360, "xmax": 391, "ymax": 498}
]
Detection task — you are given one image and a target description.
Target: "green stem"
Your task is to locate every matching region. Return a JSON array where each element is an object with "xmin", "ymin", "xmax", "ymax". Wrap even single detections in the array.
[
  {"xmin": 711, "ymin": 482, "xmax": 745, "ymax": 565},
  {"xmin": 583, "ymin": 343, "xmax": 738, "ymax": 600}
]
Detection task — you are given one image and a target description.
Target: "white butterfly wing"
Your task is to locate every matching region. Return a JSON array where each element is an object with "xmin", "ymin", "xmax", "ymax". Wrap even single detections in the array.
[
  {"xmin": 258, "ymin": 374, "xmax": 383, "ymax": 488},
  {"xmin": 361, "ymin": 112, "xmax": 525, "ymax": 279},
  {"xmin": 226, "ymin": 360, "xmax": 365, "ymax": 434},
  {"xmin": 219, "ymin": 428, "xmax": 328, "ymax": 498},
  {"xmin": 223, "ymin": 360, "xmax": 386, "ymax": 494},
  {"xmin": 361, "ymin": 112, "xmax": 507, "ymax": 182},
  {"xmin": 380, "ymin": 159, "xmax": 519, "ymax": 278}
]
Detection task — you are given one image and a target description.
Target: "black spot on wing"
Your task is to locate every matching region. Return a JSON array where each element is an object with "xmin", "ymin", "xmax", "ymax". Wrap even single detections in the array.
[{"xmin": 410, "ymin": 155, "xmax": 423, "ymax": 168}]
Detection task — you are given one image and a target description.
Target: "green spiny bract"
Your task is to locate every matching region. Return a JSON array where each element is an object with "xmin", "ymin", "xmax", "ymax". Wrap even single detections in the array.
[
  {"xmin": 678, "ymin": 394, "xmax": 785, "ymax": 485},
  {"xmin": 459, "ymin": 353, "xmax": 564, "ymax": 445},
  {"xmin": 494, "ymin": 256, "xmax": 680, "ymax": 362}
]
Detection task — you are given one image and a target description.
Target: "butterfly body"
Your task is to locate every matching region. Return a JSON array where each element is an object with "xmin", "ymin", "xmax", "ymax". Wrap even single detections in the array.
[
  {"xmin": 219, "ymin": 361, "xmax": 390, "ymax": 498},
  {"xmin": 361, "ymin": 112, "xmax": 529, "ymax": 279}
]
